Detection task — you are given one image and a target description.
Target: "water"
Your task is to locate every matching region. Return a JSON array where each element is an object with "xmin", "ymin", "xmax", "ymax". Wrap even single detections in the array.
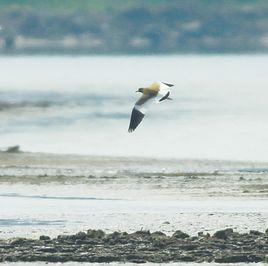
[
  {"xmin": 0, "ymin": 153, "xmax": 268, "ymax": 240},
  {"xmin": 0, "ymin": 55, "xmax": 268, "ymax": 161},
  {"xmin": 0, "ymin": 181, "xmax": 267, "ymax": 239},
  {"xmin": 0, "ymin": 55, "xmax": 268, "ymax": 265}
]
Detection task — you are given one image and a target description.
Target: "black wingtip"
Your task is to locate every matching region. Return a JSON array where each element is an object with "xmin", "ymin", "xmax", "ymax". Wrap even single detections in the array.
[
  {"xmin": 128, "ymin": 107, "xmax": 145, "ymax": 133},
  {"xmin": 159, "ymin": 91, "xmax": 171, "ymax": 102},
  {"xmin": 162, "ymin": 82, "xmax": 174, "ymax": 87}
]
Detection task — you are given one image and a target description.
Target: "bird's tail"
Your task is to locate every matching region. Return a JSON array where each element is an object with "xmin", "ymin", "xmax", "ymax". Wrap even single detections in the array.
[{"xmin": 167, "ymin": 97, "xmax": 173, "ymax": 100}]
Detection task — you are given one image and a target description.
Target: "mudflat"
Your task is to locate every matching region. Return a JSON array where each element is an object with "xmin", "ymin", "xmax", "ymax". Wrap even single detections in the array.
[{"xmin": 0, "ymin": 152, "xmax": 267, "ymax": 263}]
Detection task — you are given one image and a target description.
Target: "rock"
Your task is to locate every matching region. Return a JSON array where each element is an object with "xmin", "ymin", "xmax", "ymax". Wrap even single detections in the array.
[
  {"xmin": 213, "ymin": 228, "xmax": 234, "ymax": 240},
  {"xmin": 105, "ymin": 231, "xmax": 129, "ymax": 245},
  {"xmin": 172, "ymin": 230, "xmax": 189, "ymax": 239},
  {"xmin": 0, "ymin": 244, "xmax": 13, "ymax": 249},
  {"xmin": 0, "ymin": 228, "xmax": 267, "ymax": 263},
  {"xmin": 198, "ymin": 231, "xmax": 204, "ymax": 236},
  {"xmin": 179, "ymin": 244, "xmax": 198, "ymax": 250},
  {"xmin": 87, "ymin": 229, "xmax": 105, "ymax": 239},
  {"xmin": 151, "ymin": 232, "xmax": 169, "ymax": 248},
  {"xmin": 197, "ymin": 231, "xmax": 210, "ymax": 238},
  {"xmin": 39, "ymin": 235, "xmax": 50, "ymax": 241},
  {"xmin": 249, "ymin": 230, "xmax": 263, "ymax": 236},
  {"xmin": 134, "ymin": 230, "xmax": 151, "ymax": 236},
  {"xmin": 151, "ymin": 231, "xmax": 166, "ymax": 238},
  {"xmin": 130, "ymin": 230, "xmax": 151, "ymax": 241},
  {"xmin": 57, "ymin": 234, "xmax": 70, "ymax": 241},
  {"xmin": 108, "ymin": 231, "xmax": 122, "ymax": 239},
  {"xmin": 75, "ymin": 231, "xmax": 87, "ymax": 240},
  {"xmin": 9, "ymin": 238, "xmax": 27, "ymax": 245},
  {"xmin": 190, "ymin": 236, "xmax": 198, "ymax": 241},
  {"xmin": 162, "ymin": 221, "xmax": 170, "ymax": 225},
  {"xmin": 215, "ymin": 254, "xmax": 263, "ymax": 263},
  {"xmin": 5, "ymin": 145, "xmax": 20, "ymax": 153}
]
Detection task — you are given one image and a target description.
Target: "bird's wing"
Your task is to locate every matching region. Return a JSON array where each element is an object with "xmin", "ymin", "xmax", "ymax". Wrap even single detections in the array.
[
  {"xmin": 128, "ymin": 106, "xmax": 145, "ymax": 132},
  {"xmin": 156, "ymin": 82, "xmax": 174, "ymax": 102},
  {"xmin": 135, "ymin": 93, "xmax": 151, "ymax": 106},
  {"xmin": 158, "ymin": 81, "xmax": 174, "ymax": 96},
  {"xmin": 162, "ymin": 82, "xmax": 174, "ymax": 87},
  {"xmin": 159, "ymin": 91, "xmax": 171, "ymax": 102},
  {"xmin": 128, "ymin": 94, "xmax": 154, "ymax": 132},
  {"xmin": 128, "ymin": 82, "xmax": 174, "ymax": 132}
]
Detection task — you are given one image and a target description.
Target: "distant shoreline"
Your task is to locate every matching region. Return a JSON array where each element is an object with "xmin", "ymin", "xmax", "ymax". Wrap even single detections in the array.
[
  {"xmin": 1, "ymin": 149, "xmax": 268, "ymax": 165},
  {"xmin": 1, "ymin": 50, "xmax": 268, "ymax": 56},
  {"xmin": 1, "ymin": 1, "xmax": 268, "ymax": 55}
]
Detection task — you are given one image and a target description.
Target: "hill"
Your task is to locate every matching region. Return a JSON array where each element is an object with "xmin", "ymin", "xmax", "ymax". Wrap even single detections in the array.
[{"xmin": 0, "ymin": 0, "xmax": 268, "ymax": 54}]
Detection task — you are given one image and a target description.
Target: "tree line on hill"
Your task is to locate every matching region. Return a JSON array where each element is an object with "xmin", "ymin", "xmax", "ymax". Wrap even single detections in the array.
[{"xmin": 0, "ymin": 2, "xmax": 268, "ymax": 54}]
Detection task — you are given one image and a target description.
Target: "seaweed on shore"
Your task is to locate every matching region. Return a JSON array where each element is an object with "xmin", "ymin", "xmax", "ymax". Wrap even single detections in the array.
[
  {"xmin": 0, "ymin": 228, "xmax": 267, "ymax": 263},
  {"xmin": 4, "ymin": 145, "xmax": 21, "ymax": 153}
]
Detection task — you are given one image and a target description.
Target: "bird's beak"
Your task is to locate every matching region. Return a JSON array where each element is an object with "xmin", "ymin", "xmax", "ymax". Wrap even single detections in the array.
[{"xmin": 135, "ymin": 90, "xmax": 139, "ymax": 93}]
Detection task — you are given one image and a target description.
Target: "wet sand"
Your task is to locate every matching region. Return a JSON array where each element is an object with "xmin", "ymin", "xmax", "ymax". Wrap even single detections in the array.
[{"xmin": 0, "ymin": 152, "xmax": 268, "ymax": 263}]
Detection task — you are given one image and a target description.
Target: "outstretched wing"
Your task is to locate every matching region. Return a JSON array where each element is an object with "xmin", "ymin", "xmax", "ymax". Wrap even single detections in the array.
[
  {"xmin": 128, "ymin": 82, "xmax": 174, "ymax": 132},
  {"xmin": 128, "ymin": 94, "xmax": 153, "ymax": 132},
  {"xmin": 159, "ymin": 91, "xmax": 170, "ymax": 102},
  {"xmin": 135, "ymin": 94, "xmax": 151, "ymax": 106},
  {"xmin": 156, "ymin": 82, "xmax": 174, "ymax": 102},
  {"xmin": 162, "ymin": 82, "xmax": 174, "ymax": 87},
  {"xmin": 128, "ymin": 106, "xmax": 145, "ymax": 132}
]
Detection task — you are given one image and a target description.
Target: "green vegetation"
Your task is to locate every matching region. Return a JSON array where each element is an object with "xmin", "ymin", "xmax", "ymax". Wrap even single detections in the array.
[
  {"xmin": 0, "ymin": 0, "xmax": 268, "ymax": 54},
  {"xmin": 1, "ymin": 0, "xmax": 268, "ymax": 11},
  {"xmin": 0, "ymin": 0, "xmax": 172, "ymax": 12}
]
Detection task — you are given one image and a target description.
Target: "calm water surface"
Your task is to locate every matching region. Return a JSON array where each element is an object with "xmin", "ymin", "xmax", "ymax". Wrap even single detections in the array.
[
  {"xmin": 0, "ymin": 55, "xmax": 268, "ymax": 161},
  {"xmin": 1, "ymin": 56, "xmax": 268, "ymax": 265}
]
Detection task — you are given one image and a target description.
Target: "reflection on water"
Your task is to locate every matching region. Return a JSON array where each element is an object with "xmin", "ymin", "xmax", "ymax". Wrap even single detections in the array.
[
  {"xmin": 0, "ymin": 55, "xmax": 268, "ymax": 160},
  {"xmin": 0, "ymin": 193, "xmax": 119, "ymax": 201},
  {"xmin": 0, "ymin": 218, "xmax": 65, "ymax": 226}
]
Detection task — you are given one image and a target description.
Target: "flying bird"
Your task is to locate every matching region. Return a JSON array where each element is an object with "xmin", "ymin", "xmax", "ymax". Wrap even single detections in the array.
[{"xmin": 128, "ymin": 81, "xmax": 174, "ymax": 132}]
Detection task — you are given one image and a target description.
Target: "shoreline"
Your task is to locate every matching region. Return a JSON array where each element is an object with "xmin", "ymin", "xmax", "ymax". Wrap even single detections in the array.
[
  {"xmin": 1, "ymin": 152, "xmax": 267, "ymax": 263},
  {"xmin": 1, "ymin": 151, "xmax": 268, "ymax": 172}
]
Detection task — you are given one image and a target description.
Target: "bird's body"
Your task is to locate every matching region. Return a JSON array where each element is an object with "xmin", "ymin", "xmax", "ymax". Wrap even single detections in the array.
[{"xmin": 128, "ymin": 81, "xmax": 174, "ymax": 132}]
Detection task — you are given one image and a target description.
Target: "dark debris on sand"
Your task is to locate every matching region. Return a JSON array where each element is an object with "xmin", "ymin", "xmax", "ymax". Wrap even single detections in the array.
[
  {"xmin": 1, "ymin": 145, "xmax": 21, "ymax": 153},
  {"xmin": 0, "ymin": 228, "xmax": 268, "ymax": 263}
]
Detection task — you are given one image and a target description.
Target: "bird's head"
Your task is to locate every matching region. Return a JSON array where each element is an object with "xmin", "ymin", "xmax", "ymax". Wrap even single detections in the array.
[{"xmin": 136, "ymin": 88, "xmax": 144, "ymax": 93}]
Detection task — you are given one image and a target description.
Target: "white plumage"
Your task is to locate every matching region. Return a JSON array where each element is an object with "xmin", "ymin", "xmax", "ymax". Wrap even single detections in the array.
[{"xmin": 128, "ymin": 81, "xmax": 174, "ymax": 132}]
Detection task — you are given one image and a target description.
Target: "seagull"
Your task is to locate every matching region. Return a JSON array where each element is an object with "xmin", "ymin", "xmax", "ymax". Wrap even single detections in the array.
[{"xmin": 128, "ymin": 81, "xmax": 174, "ymax": 132}]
